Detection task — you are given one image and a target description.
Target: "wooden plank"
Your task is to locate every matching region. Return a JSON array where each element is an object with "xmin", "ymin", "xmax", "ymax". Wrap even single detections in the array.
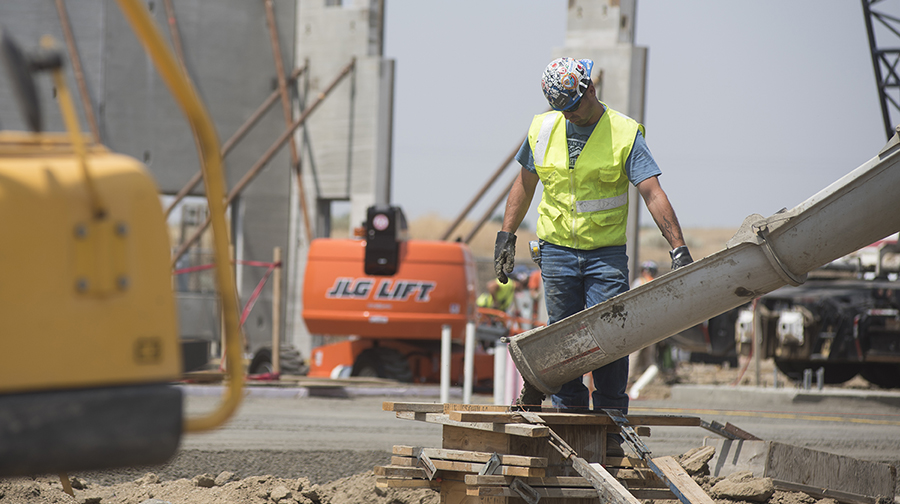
[
  {"xmin": 390, "ymin": 455, "xmax": 420, "ymax": 467},
  {"xmin": 382, "ymin": 401, "xmax": 443, "ymax": 413},
  {"xmin": 441, "ymin": 424, "xmax": 511, "ymax": 455},
  {"xmin": 651, "ymin": 456, "xmax": 717, "ymax": 504},
  {"xmin": 395, "ymin": 411, "xmax": 549, "ymax": 437},
  {"xmin": 724, "ymin": 421, "xmax": 762, "ymax": 440},
  {"xmin": 772, "ymin": 479, "xmax": 882, "ymax": 504},
  {"xmin": 373, "ymin": 465, "xmax": 427, "ymax": 478},
  {"xmin": 392, "ymin": 445, "xmax": 547, "ymax": 467},
  {"xmin": 442, "ymin": 403, "xmax": 510, "ymax": 414},
  {"xmin": 575, "ymin": 459, "xmax": 642, "ymax": 504},
  {"xmin": 375, "ymin": 478, "xmax": 440, "ymax": 489},
  {"xmin": 447, "ymin": 411, "xmax": 527, "ymax": 423},
  {"xmin": 448, "ymin": 410, "xmax": 699, "ymax": 427},
  {"xmin": 550, "ymin": 412, "xmax": 699, "ymax": 426},
  {"xmin": 390, "ymin": 456, "xmax": 545, "ymax": 477},
  {"xmin": 466, "ymin": 475, "xmax": 593, "ymax": 487},
  {"xmin": 441, "ymin": 472, "xmax": 492, "ymax": 504},
  {"xmin": 465, "ymin": 467, "xmax": 661, "ymax": 487},
  {"xmin": 470, "ymin": 486, "xmax": 609, "ymax": 499}
]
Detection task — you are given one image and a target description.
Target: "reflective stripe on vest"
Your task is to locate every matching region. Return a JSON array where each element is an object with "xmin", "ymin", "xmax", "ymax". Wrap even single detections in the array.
[
  {"xmin": 576, "ymin": 193, "xmax": 628, "ymax": 213},
  {"xmin": 528, "ymin": 104, "xmax": 642, "ymax": 250},
  {"xmin": 532, "ymin": 113, "xmax": 558, "ymax": 167}
]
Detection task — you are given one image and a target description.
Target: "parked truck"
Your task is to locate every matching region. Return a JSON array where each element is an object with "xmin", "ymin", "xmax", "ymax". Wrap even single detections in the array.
[
  {"xmin": 737, "ymin": 234, "xmax": 900, "ymax": 387},
  {"xmin": 302, "ymin": 205, "xmax": 499, "ymax": 387}
]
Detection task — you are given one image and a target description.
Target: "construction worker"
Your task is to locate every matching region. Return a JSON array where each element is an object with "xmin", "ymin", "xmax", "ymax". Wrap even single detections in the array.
[
  {"xmin": 527, "ymin": 267, "xmax": 544, "ymax": 326},
  {"xmin": 630, "ymin": 261, "xmax": 660, "ymax": 379},
  {"xmin": 632, "ymin": 260, "xmax": 659, "ymax": 288},
  {"xmin": 477, "ymin": 267, "xmax": 528, "ymax": 312},
  {"xmin": 494, "ymin": 57, "xmax": 692, "ymax": 454}
]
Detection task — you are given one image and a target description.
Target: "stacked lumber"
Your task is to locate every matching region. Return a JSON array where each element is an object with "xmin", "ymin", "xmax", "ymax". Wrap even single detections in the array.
[
  {"xmin": 378, "ymin": 402, "xmax": 701, "ymax": 503},
  {"xmin": 375, "ymin": 445, "xmax": 548, "ymax": 488},
  {"xmin": 464, "ymin": 462, "xmax": 676, "ymax": 501}
]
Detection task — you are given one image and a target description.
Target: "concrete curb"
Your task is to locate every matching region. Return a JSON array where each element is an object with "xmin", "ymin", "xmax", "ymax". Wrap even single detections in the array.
[
  {"xmin": 178, "ymin": 383, "xmax": 463, "ymax": 399},
  {"xmin": 670, "ymin": 384, "xmax": 900, "ymax": 409}
]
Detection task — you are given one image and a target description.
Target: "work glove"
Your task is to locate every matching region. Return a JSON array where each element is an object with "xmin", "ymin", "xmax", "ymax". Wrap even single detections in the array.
[
  {"xmin": 494, "ymin": 231, "xmax": 517, "ymax": 284},
  {"xmin": 514, "ymin": 380, "xmax": 545, "ymax": 412},
  {"xmin": 669, "ymin": 245, "xmax": 694, "ymax": 270}
]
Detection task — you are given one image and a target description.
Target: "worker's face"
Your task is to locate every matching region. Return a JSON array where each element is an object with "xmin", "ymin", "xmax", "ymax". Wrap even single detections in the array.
[{"xmin": 562, "ymin": 82, "xmax": 599, "ymax": 127}]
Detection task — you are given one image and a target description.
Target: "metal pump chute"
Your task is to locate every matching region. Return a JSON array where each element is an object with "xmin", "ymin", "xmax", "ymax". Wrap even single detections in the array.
[{"xmin": 507, "ymin": 130, "xmax": 900, "ymax": 395}]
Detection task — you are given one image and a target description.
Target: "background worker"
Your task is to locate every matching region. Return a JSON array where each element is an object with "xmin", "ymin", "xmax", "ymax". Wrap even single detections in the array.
[
  {"xmin": 476, "ymin": 267, "xmax": 529, "ymax": 313},
  {"xmin": 493, "ymin": 58, "xmax": 693, "ymax": 450},
  {"xmin": 527, "ymin": 267, "xmax": 544, "ymax": 326},
  {"xmin": 630, "ymin": 261, "xmax": 661, "ymax": 380},
  {"xmin": 632, "ymin": 260, "xmax": 659, "ymax": 288}
]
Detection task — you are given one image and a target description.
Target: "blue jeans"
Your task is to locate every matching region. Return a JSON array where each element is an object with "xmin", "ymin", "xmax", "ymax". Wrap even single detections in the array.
[{"xmin": 540, "ymin": 241, "xmax": 630, "ymax": 413}]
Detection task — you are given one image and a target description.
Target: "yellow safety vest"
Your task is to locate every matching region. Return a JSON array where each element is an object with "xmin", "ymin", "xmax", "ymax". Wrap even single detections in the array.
[
  {"xmin": 528, "ymin": 104, "xmax": 643, "ymax": 250},
  {"xmin": 476, "ymin": 280, "xmax": 515, "ymax": 311}
]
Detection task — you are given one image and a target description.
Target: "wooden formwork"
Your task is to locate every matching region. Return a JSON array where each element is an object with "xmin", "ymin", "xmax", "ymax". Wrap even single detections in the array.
[{"xmin": 378, "ymin": 402, "xmax": 715, "ymax": 504}]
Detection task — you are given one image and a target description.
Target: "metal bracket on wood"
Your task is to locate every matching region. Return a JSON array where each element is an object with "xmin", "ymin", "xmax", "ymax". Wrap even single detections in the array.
[
  {"xmin": 700, "ymin": 420, "xmax": 761, "ymax": 440},
  {"xmin": 517, "ymin": 409, "xmax": 644, "ymax": 504},
  {"xmin": 700, "ymin": 420, "xmax": 739, "ymax": 439},
  {"xmin": 602, "ymin": 409, "xmax": 652, "ymax": 460},
  {"xmin": 520, "ymin": 414, "xmax": 639, "ymax": 504},
  {"xmin": 417, "ymin": 451, "xmax": 436, "ymax": 480},
  {"xmin": 510, "ymin": 477, "xmax": 541, "ymax": 504},
  {"xmin": 478, "ymin": 453, "xmax": 502, "ymax": 476},
  {"xmin": 604, "ymin": 409, "xmax": 716, "ymax": 504}
]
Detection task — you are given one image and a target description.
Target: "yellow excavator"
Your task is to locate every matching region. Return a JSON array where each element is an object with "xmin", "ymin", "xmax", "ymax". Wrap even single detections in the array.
[{"xmin": 0, "ymin": 0, "xmax": 243, "ymax": 476}]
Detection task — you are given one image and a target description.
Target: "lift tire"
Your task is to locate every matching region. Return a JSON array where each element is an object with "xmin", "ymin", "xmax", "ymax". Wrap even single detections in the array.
[
  {"xmin": 860, "ymin": 363, "xmax": 900, "ymax": 389},
  {"xmin": 249, "ymin": 349, "xmax": 274, "ymax": 375},
  {"xmin": 774, "ymin": 359, "xmax": 860, "ymax": 384},
  {"xmin": 351, "ymin": 347, "xmax": 413, "ymax": 383}
]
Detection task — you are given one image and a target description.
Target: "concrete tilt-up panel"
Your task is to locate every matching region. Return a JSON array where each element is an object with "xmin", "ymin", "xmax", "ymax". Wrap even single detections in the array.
[{"xmin": 289, "ymin": 0, "xmax": 394, "ymax": 355}]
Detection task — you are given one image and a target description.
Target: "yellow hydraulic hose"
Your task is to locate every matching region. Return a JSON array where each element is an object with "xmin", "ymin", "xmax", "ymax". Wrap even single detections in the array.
[
  {"xmin": 43, "ymin": 35, "xmax": 106, "ymax": 220},
  {"xmin": 113, "ymin": 0, "xmax": 243, "ymax": 432}
]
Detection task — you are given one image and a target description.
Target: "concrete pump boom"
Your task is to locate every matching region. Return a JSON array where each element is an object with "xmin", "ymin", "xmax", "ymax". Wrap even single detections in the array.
[{"xmin": 508, "ymin": 129, "xmax": 900, "ymax": 395}]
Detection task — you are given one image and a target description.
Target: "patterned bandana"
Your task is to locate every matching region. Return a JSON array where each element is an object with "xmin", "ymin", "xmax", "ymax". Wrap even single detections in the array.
[{"xmin": 541, "ymin": 58, "xmax": 593, "ymax": 111}]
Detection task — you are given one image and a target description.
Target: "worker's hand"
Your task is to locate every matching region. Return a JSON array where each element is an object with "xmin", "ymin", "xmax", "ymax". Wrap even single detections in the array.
[
  {"xmin": 669, "ymin": 245, "xmax": 693, "ymax": 270},
  {"xmin": 494, "ymin": 231, "xmax": 517, "ymax": 283}
]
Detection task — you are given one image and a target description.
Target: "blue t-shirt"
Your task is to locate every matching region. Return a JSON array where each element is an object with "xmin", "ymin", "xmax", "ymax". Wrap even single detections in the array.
[{"xmin": 515, "ymin": 118, "xmax": 661, "ymax": 186}]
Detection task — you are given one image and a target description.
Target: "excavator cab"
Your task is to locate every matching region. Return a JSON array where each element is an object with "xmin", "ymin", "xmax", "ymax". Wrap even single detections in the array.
[{"xmin": 0, "ymin": 1, "xmax": 243, "ymax": 477}]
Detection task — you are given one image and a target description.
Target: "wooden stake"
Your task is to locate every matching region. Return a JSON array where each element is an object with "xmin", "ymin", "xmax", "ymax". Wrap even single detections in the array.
[
  {"xmin": 58, "ymin": 473, "xmax": 74, "ymax": 497},
  {"xmin": 272, "ymin": 247, "xmax": 282, "ymax": 375}
]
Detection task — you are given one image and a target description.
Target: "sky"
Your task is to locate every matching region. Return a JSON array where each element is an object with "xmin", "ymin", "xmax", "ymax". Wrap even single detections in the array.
[{"xmin": 383, "ymin": 0, "xmax": 890, "ymax": 231}]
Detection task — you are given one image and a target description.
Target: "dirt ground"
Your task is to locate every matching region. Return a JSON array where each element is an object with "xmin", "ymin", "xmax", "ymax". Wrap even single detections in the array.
[
  {"xmin": 0, "ymin": 452, "xmax": 851, "ymax": 504},
  {"xmin": 4, "ymin": 361, "xmax": 892, "ymax": 504},
  {"xmin": 0, "ymin": 470, "xmax": 436, "ymax": 504}
]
